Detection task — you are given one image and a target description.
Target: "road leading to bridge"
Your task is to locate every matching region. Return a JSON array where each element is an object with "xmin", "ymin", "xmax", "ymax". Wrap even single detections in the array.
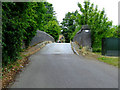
[{"xmin": 10, "ymin": 43, "xmax": 118, "ymax": 88}]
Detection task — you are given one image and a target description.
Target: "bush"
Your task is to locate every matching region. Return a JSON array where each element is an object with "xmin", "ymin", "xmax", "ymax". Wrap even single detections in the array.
[
  {"xmin": 44, "ymin": 21, "xmax": 61, "ymax": 42},
  {"xmin": 92, "ymin": 48, "xmax": 101, "ymax": 52}
]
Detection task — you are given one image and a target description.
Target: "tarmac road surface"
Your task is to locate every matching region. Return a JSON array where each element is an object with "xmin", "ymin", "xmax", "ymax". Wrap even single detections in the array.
[{"xmin": 10, "ymin": 43, "xmax": 118, "ymax": 88}]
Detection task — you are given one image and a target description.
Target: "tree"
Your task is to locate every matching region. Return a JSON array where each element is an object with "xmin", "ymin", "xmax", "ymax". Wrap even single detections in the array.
[
  {"xmin": 117, "ymin": 25, "xmax": 120, "ymax": 37},
  {"xmin": 77, "ymin": 1, "xmax": 113, "ymax": 50},
  {"xmin": 2, "ymin": 2, "xmax": 60, "ymax": 66},
  {"xmin": 61, "ymin": 0, "xmax": 115, "ymax": 51},
  {"xmin": 44, "ymin": 21, "xmax": 61, "ymax": 42},
  {"xmin": 2, "ymin": 2, "xmax": 28, "ymax": 65},
  {"xmin": 61, "ymin": 11, "xmax": 78, "ymax": 42},
  {"xmin": 41, "ymin": 2, "xmax": 61, "ymax": 41},
  {"xmin": 112, "ymin": 25, "xmax": 120, "ymax": 38}
]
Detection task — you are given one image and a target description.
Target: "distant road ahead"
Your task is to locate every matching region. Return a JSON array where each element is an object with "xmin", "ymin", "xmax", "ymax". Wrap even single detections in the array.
[{"xmin": 11, "ymin": 43, "xmax": 118, "ymax": 88}]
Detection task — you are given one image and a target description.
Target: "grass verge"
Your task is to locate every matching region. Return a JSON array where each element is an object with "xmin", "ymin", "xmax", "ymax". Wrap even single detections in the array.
[
  {"xmin": 71, "ymin": 42, "xmax": 119, "ymax": 67},
  {"xmin": 98, "ymin": 56, "xmax": 118, "ymax": 67}
]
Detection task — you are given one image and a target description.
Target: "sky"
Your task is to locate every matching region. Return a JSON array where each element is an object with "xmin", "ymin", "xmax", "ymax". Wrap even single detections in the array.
[{"xmin": 47, "ymin": 0, "xmax": 120, "ymax": 25}]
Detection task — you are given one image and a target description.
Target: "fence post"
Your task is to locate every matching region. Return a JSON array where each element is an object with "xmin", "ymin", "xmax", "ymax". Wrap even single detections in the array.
[{"xmin": 102, "ymin": 38, "xmax": 105, "ymax": 55}]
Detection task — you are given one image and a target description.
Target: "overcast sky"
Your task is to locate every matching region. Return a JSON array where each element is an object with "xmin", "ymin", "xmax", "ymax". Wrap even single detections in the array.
[{"xmin": 47, "ymin": 0, "xmax": 120, "ymax": 25}]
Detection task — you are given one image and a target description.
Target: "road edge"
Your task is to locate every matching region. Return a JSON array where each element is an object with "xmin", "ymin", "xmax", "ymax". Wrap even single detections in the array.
[
  {"xmin": 2, "ymin": 41, "xmax": 53, "ymax": 89},
  {"xmin": 70, "ymin": 42, "xmax": 79, "ymax": 55}
]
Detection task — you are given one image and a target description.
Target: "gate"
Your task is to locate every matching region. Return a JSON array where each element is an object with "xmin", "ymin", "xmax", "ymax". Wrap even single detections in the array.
[{"xmin": 102, "ymin": 38, "xmax": 120, "ymax": 56}]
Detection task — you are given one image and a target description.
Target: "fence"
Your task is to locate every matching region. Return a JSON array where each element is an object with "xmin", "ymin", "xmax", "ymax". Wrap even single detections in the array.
[{"xmin": 102, "ymin": 38, "xmax": 120, "ymax": 56}]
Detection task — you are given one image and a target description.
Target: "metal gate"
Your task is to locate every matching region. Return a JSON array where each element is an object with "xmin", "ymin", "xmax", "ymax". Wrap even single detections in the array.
[{"xmin": 102, "ymin": 38, "xmax": 120, "ymax": 56}]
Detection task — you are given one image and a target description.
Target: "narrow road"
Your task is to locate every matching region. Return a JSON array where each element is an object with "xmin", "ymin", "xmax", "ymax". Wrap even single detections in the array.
[{"xmin": 11, "ymin": 43, "xmax": 118, "ymax": 88}]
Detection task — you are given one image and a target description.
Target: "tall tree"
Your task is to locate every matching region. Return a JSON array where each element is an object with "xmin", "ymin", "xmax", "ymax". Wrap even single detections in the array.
[
  {"xmin": 77, "ymin": 1, "xmax": 113, "ymax": 49},
  {"xmin": 61, "ymin": 11, "xmax": 78, "ymax": 42}
]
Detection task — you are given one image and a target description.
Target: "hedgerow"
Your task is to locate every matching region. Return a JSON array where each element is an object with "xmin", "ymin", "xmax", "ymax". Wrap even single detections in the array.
[{"xmin": 2, "ymin": 2, "xmax": 60, "ymax": 66}]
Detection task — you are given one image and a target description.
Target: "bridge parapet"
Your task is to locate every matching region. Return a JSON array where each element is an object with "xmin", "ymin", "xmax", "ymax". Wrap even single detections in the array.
[
  {"xmin": 73, "ymin": 25, "xmax": 91, "ymax": 48},
  {"xmin": 29, "ymin": 30, "xmax": 55, "ymax": 46}
]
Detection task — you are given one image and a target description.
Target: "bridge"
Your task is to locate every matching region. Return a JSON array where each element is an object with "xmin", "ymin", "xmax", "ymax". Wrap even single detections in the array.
[{"xmin": 9, "ymin": 31, "xmax": 118, "ymax": 88}]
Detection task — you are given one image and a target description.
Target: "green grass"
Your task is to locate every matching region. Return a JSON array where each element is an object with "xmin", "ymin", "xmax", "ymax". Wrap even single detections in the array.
[
  {"xmin": 94, "ymin": 52, "xmax": 118, "ymax": 67},
  {"xmin": 98, "ymin": 56, "xmax": 118, "ymax": 67}
]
